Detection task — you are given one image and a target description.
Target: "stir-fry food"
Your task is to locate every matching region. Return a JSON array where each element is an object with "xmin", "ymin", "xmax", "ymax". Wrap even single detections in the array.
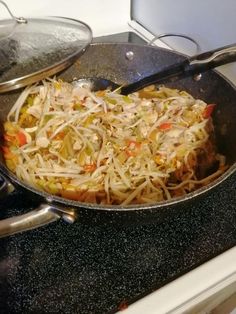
[{"xmin": 2, "ymin": 79, "xmax": 226, "ymax": 205}]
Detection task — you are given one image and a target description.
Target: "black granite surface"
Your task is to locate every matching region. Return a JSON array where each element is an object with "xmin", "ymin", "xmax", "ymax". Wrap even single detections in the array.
[
  {"xmin": 0, "ymin": 172, "xmax": 236, "ymax": 314},
  {"xmin": 0, "ymin": 33, "xmax": 236, "ymax": 314}
]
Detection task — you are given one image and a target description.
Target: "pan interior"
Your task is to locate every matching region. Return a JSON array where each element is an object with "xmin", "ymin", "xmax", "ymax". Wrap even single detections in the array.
[{"xmin": 0, "ymin": 43, "xmax": 236, "ymax": 209}]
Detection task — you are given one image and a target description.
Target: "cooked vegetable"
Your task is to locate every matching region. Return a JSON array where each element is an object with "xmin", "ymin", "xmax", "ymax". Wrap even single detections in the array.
[
  {"xmin": 16, "ymin": 131, "xmax": 27, "ymax": 146},
  {"xmin": 2, "ymin": 79, "xmax": 227, "ymax": 205},
  {"xmin": 203, "ymin": 103, "xmax": 216, "ymax": 119}
]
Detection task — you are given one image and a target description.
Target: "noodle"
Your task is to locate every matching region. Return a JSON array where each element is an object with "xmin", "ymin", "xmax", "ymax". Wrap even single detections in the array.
[{"xmin": 2, "ymin": 79, "xmax": 227, "ymax": 205}]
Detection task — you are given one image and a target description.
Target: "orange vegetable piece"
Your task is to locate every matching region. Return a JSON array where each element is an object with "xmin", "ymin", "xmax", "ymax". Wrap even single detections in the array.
[
  {"xmin": 2, "ymin": 146, "xmax": 14, "ymax": 159},
  {"xmin": 203, "ymin": 104, "xmax": 216, "ymax": 119},
  {"xmin": 83, "ymin": 164, "xmax": 97, "ymax": 172},
  {"xmin": 16, "ymin": 131, "xmax": 27, "ymax": 146},
  {"xmin": 60, "ymin": 190, "xmax": 81, "ymax": 201},
  {"xmin": 159, "ymin": 122, "xmax": 172, "ymax": 130},
  {"xmin": 125, "ymin": 140, "xmax": 141, "ymax": 157},
  {"xmin": 54, "ymin": 131, "xmax": 65, "ymax": 140}
]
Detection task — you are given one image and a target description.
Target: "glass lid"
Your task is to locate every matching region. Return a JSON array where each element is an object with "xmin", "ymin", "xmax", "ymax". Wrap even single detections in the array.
[{"xmin": 0, "ymin": 2, "xmax": 92, "ymax": 93}]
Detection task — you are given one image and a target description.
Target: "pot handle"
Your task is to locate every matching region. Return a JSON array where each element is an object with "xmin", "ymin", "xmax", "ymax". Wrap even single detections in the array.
[
  {"xmin": 0, "ymin": 203, "xmax": 76, "ymax": 238},
  {"xmin": 187, "ymin": 43, "xmax": 236, "ymax": 72},
  {"xmin": 121, "ymin": 43, "xmax": 236, "ymax": 95},
  {"xmin": 0, "ymin": 176, "xmax": 76, "ymax": 238}
]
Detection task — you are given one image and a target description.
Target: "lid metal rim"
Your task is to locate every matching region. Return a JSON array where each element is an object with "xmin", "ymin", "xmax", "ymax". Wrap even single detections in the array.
[
  {"xmin": 0, "ymin": 16, "xmax": 93, "ymax": 93},
  {"xmin": 0, "ymin": 47, "xmax": 88, "ymax": 93}
]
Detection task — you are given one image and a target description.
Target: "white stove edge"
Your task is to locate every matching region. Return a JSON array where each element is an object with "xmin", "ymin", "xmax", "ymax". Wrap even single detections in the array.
[{"xmin": 119, "ymin": 246, "xmax": 236, "ymax": 314}]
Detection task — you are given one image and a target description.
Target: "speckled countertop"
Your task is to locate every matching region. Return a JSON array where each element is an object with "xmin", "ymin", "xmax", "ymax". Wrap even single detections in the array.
[
  {"xmin": 0, "ymin": 33, "xmax": 236, "ymax": 314},
  {"xmin": 0, "ymin": 170, "xmax": 235, "ymax": 314}
]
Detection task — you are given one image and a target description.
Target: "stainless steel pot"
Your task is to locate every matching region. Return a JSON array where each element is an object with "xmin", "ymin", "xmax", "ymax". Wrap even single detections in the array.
[{"xmin": 0, "ymin": 43, "xmax": 236, "ymax": 237}]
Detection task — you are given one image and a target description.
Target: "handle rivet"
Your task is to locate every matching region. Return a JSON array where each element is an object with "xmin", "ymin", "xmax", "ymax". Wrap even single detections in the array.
[
  {"xmin": 16, "ymin": 16, "xmax": 28, "ymax": 24},
  {"xmin": 193, "ymin": 73, "xmax": 202, "ymax": 81},
  {"xmin": 62, "ymin": 214, "xmax": 76, "ymax": 224},
  {"xmin": 126, "ymin": 51, "xmax": 134, "ymax": 61}
]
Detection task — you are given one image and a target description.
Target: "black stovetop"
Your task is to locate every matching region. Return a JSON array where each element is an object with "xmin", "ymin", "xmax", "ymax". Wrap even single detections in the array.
[{"xmin": 0, "ymin": 32, "xmax": 236, "ymax": 314}]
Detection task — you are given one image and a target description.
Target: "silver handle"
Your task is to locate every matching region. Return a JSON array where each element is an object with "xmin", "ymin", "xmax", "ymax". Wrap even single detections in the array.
[
  {"xmin": 148, "ymin": 33, "xmax": 201, "ymax": 55},
  {"xmin": 190, "ymin": 46, "xmax": 236, "ymax": 65},
  {"xmin": 0, "ymin": 175, "xmax": 76, "ymax": 238},
  {"xmin": 0, "ymin": 203, "xmax": 76, "ymax": 238}
]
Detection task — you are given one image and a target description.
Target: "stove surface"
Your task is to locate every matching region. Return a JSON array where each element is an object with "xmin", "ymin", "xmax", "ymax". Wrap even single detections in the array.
[{"xmin": 0, "ymin": 32, "xmax": 236, "ymax": 314}]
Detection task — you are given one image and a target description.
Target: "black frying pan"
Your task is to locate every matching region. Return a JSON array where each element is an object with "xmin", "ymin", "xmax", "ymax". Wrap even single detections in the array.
[{"xmin": 0, "ymin": 43, "xmax": 236, "ymax": 237}]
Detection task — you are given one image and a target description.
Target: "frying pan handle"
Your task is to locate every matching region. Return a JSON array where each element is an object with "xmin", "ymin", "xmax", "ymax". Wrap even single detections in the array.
[
  {"xmin": 0, "ymin": 203, "xmax": 76, "ymax": 238},
  {"xmin": 0, "ymin": 174, "xmax": 76, "ymax": 238},
  {"xmin": 121, "ymin": 43, "xmax": 236, "ymax": 95},
  {"xmin": 186, "ymin": 43, "xmax": 236, "ymax": 74}
]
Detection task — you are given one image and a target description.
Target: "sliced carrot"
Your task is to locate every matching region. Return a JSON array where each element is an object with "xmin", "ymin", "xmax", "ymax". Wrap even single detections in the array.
[
  {"xmin": 126, "ymin": 140, "xmax": 141, "ymax": 148},
  {"xmin": 60, "ymin": 190, "xmax": 81, "ymax": 201},
  {"xmin": 2, "ymin": 146, "xmax": 15, "ymax": 159},
  {"xmin": 159, "ymin": 122, "xmax": 172, "ymax": 130},
  {"xmin": 54, "ymin": 131, "xmax": 65, "ymax": 140},
  {"xmin": 125, "ymin": 140, "xmax": 141, "ymax": 157},
  {"xmin": 203, "ymin": 104, "xmax": 216, "ymax": 119},
  {"xmin": 16, "ymin": 131, "xmax": 27, "ymax": 146},
  {"xmin": 83, "ymin": 163, "xmax": 97, "ymax": 173}
]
